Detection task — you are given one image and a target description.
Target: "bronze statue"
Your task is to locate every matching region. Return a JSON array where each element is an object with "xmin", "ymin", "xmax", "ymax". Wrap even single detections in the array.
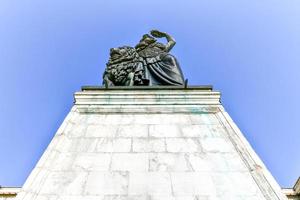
[{"xmin": 103, "ymin": 30, "xmax": 184, "ymax": 86}]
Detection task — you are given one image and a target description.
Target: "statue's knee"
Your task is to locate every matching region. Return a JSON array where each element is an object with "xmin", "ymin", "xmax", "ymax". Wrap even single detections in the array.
[{"xmin": 162, "ymin": 54, "xmax": 176, "ymax": 65}]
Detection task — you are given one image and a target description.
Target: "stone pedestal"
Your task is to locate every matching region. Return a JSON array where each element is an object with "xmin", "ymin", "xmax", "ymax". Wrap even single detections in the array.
[{"xmin": 16, "ymin": 86, "xmax": 287, "ymax": 200}]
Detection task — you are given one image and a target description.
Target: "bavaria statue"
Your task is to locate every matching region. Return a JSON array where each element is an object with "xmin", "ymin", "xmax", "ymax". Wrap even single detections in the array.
[{"xmin": 103, "ymin": 30, "xmax": 185, "ymax": 86}]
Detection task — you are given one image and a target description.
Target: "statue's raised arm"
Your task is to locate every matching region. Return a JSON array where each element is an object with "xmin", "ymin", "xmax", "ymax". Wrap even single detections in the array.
[{"xmin": 150, "ymin": 30, "xmax": 176, "ymax": 52}]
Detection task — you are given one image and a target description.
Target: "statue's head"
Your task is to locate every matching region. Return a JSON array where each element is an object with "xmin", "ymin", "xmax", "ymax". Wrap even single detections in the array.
[
  {"xmin": 141, "ymin": 34, "xmax": 157, "ymax": 44},
  {"xmin": 135, "ymin": 34, "xmax": 157, "ymax": 50}
]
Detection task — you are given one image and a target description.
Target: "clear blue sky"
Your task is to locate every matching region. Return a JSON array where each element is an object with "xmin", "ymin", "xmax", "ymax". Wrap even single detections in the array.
[{"xmin": 0, "ymin": 0, "xmax": 299, "ymax": 188}]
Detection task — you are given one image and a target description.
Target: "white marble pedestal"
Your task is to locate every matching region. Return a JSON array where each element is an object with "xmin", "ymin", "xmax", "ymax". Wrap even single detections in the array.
[{"xmin": 16, "ymin": 86, "xmax": 287, "ymax": 200}]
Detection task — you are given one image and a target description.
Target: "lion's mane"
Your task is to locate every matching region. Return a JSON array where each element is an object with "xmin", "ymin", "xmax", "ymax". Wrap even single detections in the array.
[{"xmin": 103, "ymin": 46, "xmax": 141, "ymax": 86}]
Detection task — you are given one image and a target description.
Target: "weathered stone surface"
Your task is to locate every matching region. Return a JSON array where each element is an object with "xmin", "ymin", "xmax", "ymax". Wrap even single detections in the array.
[
  {"xmin": 72, "ymin": 153, "xmax": 111, "ymax": 171},
  {"xmin": 149, "ymin": 153, "xmax": 190, "ymax": 172},
  {"xmin": 85, "ymin": 172, "xmax": 129, "ymax": 195},
  {"xmin": 132, "ymin": 138, "xmax": 165, "ymax": 152},
  {"xmin": 111, "ymin": 154, "xmax": 149, "ymax": 172},
  {"xmin": 15, "ymin": 88, "xmax": 288, "ymax": 200}
]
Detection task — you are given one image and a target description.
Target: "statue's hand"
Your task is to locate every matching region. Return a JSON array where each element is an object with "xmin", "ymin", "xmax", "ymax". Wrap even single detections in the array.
[{"xmin": 150, "ymin": 30, "xmax": 166, "ymax": 38}]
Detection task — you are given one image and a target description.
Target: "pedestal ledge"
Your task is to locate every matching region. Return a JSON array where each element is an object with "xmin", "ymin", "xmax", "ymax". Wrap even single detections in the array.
[
  {"xmin": 74, "ymin": 86, "xmax": 221, "ymax": 114},
  {"xmin": 81, "ymin": 85, "xmax": 213, "ymax": 91}
]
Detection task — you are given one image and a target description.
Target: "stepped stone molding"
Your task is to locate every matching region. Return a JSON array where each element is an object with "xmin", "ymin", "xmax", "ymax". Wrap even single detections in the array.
[{"xmin": 75, "ymin": 86, "xmax": 220, "ymax": 114}]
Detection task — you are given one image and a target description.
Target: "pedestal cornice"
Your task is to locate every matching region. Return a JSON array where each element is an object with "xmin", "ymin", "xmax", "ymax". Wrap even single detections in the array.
[{"xmin": 74, "ymin": 86, "xmax": 221, "ymax": 114}]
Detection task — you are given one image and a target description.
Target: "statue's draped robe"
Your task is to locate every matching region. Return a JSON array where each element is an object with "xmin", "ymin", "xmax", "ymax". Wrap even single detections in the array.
[{"xmin": 137, "ymin": 42, "xmax": 184, "ymax": 86}]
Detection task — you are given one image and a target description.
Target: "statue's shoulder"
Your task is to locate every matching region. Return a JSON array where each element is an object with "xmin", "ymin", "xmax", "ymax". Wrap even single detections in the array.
[{"xmin": 138, "ymin": 42, "xmax": 166, "ymax": 58}]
